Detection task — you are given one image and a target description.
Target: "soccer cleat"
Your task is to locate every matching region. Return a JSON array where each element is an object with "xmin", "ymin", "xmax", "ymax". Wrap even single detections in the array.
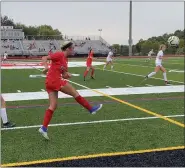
[
  {"xmin": 165, "ymin": 81, "xmax": 171, "ymax": 85},
  {"xmin": 3, "ymin": 122, "xmax": 16, "ymax": 128},
  {"xmin": 91, "ymin": 76, "xmax": 95, "ymax": 79},
  {"xmin": 39, "ymin": 126, "xmax": 49, "ymax": 140},
  {"xmin": 84, "ymin": 77, "xmax": 86, "ymax": 81},
  {"xmin": 89, "ymin": 104, "xmax": 103, "ymax": 114},
  {"xmin": 145, "ymin": 75, "xmax": 148, "ymax": 79}
]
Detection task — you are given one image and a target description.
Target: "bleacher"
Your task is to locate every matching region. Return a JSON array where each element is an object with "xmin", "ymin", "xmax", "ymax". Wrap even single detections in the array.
[{"xmin": 1, "ymin": 27, "xmax": 111, "ymax": 57}]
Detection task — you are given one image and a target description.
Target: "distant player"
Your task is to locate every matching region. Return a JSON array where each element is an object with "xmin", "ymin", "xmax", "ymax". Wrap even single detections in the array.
[
  {"xmin": 2, "ymin": 51, "xmax": 8, "ymax": 63},
  {"xmin": 145, "ymin": 49, "xmax": 154, "ymax": 62},
  {"xmin": 39, "ymin": 42, "xmax": 102, "ymax": 140},
  {"xmin": 145, "ymin": 44, "xmax": 170, "ymax": 85},
  {"xmin": 103, "ymin": 49, "xmax": 114, "ymax": 70},
  {"xmin": 83, "ymin": 49, "xmax": 95, "ymax": 81},
  {"xmin": 1, "ymin": 96, "xmax": 15, "ymax": 128}
]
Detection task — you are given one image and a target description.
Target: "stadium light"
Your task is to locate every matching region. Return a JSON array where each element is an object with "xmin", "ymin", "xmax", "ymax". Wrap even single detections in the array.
[{"xmin": 98, "ymin": 29, "xmax": 102, "ymax": 37}]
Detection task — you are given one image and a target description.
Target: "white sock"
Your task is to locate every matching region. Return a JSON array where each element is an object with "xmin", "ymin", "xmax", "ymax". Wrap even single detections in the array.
[
  {"xmin": 103, "ymin": 65, "xmax": 106, "ymax": 69},
  {"xmin": 148, "ymin": 72, "xmax": 156, "ymax": 78},
  {"xmin": 111, "ymin": 65, "xmax": 113, "ymax": 69},
  {"xmin": 1, "ymin": 108, "xmax": 8, "ymax": 124},
  {"xmin": 163, "ymin": 72, "xmax": 167, "ymax": 81}
]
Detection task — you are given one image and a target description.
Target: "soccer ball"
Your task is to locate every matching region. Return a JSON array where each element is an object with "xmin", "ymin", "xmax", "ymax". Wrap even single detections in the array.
[{"xmin": 167, "ymin": 36, "xmax": 180, "ymax": 47}]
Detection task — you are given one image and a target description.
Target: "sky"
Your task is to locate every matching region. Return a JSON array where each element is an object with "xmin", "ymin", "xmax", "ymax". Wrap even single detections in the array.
[{"xmin": 1, "ymin": 1, "xmax": 184, "ymax": 45}]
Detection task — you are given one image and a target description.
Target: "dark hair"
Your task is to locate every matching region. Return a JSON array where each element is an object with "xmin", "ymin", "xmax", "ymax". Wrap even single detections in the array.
[{"xmin": 61, "ymin": 42, "xmax": 73, "ymax": 51}]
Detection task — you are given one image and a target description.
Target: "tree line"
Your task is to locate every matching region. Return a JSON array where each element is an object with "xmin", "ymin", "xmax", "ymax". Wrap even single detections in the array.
[
  {"xmin": 1, "ymin": 15, "xmax": 62, "ymax": 39},
  {"xmin": 112, "ymin": 29, "xmax": 184, "ymax": 56}
]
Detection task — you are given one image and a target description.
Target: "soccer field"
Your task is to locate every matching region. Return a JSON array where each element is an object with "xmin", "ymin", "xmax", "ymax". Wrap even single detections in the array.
[{"xmin": 1, "ymin": 57, "xmax": 184, "ymax": 166}]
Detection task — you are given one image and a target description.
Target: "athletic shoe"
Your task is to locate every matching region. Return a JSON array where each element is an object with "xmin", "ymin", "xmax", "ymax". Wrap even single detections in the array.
[
  {"xmin": 3, "ymin": 122, "xmax": 16, "ymax": 128},
  {"xmin": 89, "ymin": 104, "xmax": 103, "ymax": 114},
  {"xmin": 165, "ymin": 81, "xmax": 171, "ymax": 85},
  {"xmin": 145, "ymin": 75, "xmax": 148, "ymax": 79},
  {"xmin": 91, "ymin": 76, "xmax": 95, "ymax": 79},
  {"xmin": 39, "ymin": 126, "xmax": 49, "ymax": 140}
]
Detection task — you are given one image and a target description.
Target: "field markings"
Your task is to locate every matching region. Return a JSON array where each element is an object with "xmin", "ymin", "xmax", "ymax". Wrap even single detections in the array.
[
  {"xmin": 126, "ymin": 85, "xmax": 133, "ymax": 87},
  {"xmin": 114, "ymin": 62, "xmax": 183, "ymax": 71},
  {"xmin": 2, "ymin": 85, "xmax": 184, "ymax": 102},
  {"xmin": 1, "ymin": 114, "xmax": 184, "ymax": 131},
  {"xmin": 95, "ymin": 67, "xmax": 184, "ymax": 84},
  {"xmin": 145, "ymin": 84, "xmax": 154, "ymax": 87},
  {"xmin": 67, "ymin": 80, "xmax": 185, "ymax": 128}
]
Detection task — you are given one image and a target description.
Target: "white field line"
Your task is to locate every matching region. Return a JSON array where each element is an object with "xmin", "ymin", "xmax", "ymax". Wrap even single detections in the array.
[
  {"xmin": 145, "ymin": 84, "xmax": 154, "ymax": 87},
  {"xmin": 95, "ymin": 67, "xmax": 184, "ymax": 84},
  {"xmin": 1, "ymin": 114, "xmax": 184, "ymax": 131},
  {"xmin": 126, "ymin": 85, "xmax": 133, "ymax": 87},
  {"xmin": 113, "ymin": 62, "xmax": 180, "ymax": 71}
]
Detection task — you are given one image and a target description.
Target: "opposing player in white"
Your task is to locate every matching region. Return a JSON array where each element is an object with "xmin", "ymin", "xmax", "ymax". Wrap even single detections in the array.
[
  {"xmin": 145, "ymin": 49, "xmax": 154, "ymax": 62},
  {"xmin": 2, "ymin": 51, "xmax": 8, "ymax": 63},
  {"xmin": 1, "ymin": 95, "xmax": 15, "ymax": 128},
  {"xmin": 103, "ymin": 49, "xmax": 114, "ymax": 70},
  {"xmin": 145, "ymin": 44, "xmax": 170, "ymax": 85}
]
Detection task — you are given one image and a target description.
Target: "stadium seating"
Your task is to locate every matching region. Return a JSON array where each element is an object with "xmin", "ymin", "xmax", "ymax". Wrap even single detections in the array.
[{"xmin": 1, "ymin": 28, "xmax": 111, "ymax": 56}]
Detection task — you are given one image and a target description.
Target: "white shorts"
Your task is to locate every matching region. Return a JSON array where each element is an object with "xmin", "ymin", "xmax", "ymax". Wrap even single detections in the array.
[
  {"xmin": 106, "ymin": 58, "xmax": 112, "ymax": 62},
  {"xmin": 155, "ymin": 62, "xmax": 162, "ymax": 67}
]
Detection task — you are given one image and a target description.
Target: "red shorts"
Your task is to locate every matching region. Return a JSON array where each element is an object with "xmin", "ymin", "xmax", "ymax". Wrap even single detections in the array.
[{"xmin": 45, "ymin": 79, "xmax": 68, "ymax": 93}]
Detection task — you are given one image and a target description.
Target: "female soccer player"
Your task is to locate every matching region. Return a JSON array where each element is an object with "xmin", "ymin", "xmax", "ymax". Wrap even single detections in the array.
[
  {"xmin": 145, "ymin": 49, "xmax": 154, "ymax": 62},
  {"xmin": 39, "ymin": 42, "xmax": 102, "ymax": 140},
  {"xmin": 103, "ymin": 49, "xmax": 114, "ymax": 70},
  {"xmin": 83, "ymin": 49, "xmax": 95, "ymax": 81},
  {"xmin": 145, "ymin": 44, "xmax": 170, "ymax": 85},
  {"xmin": 1, "ymin": 96, "xmax": 15, "ymax": 128}
]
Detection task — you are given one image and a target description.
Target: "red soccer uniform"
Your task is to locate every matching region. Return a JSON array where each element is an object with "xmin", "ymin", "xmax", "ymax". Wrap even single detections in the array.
[
  {"xmin": 86, "ymin": 50, "xmax": 94, "ymax": 67},
  {"xmin": 45, "ymin": 51, "xmax": 68, "ymax": 93}
]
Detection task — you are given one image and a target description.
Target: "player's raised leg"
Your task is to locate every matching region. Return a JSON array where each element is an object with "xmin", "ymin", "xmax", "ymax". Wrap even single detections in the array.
[{"xmin": 60, "ymin": 83, "xmax": 102, "ymax": 114}]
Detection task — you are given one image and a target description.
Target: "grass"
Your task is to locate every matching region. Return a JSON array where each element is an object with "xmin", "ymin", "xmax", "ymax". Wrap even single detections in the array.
[{"xmin": 1, "ymin": 57, "xmax": 184, "ymax": 165}]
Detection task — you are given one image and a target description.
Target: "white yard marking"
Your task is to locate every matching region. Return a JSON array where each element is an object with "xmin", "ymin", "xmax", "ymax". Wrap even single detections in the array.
[
  {"xmin": 1, "ymin": 62, "xmax": 105, "ymax": 69},
  {"xmin": 169, "ymin": 70, "xmax": 184, "ymax": 73},
  {"xmin": 145, "ymin": 84, "xmax": 154, "ymax": 87},
  {"xmin": 1, "ymin": 114, "xmax": 184, "ymax": 131},
  {"xmin": 2, "ymin": 85, "xmax": 184, "ymax": 102},
  {"xmin": 106, "ymin": 86, "xmax": 112, "ymax": 88},
  {"xmin": 96, "ymin": 67, "xmax": 184, "ymax": 84},
  {"xmin": 126, "ymin": 85, "xmax": 133, "ymax": 87}
]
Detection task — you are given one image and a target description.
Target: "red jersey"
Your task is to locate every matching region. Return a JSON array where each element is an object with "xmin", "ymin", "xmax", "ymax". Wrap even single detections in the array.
[
  {"xmin": 46, "ymin": 51, "xmax": 68, "ymax": 82},
  {"xmin": 86, "ymin": 50, "xmax": 94, "ymax": 67}
]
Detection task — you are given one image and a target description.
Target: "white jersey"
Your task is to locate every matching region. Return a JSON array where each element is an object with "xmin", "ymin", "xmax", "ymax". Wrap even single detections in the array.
[
  {"xmin": 155, "ymin": 50, "xmax": 163, "ymax": 65},
  {"xmin": 148, "ymin": 51, "xmax": 153, "ymax": 56},
  {"xmin": 4, "ymin": 53, "xmax": 8, "ymax": 59},
  {"xmin": 107, "ymin": 51, "xmax": 113, "ymax": 61}
]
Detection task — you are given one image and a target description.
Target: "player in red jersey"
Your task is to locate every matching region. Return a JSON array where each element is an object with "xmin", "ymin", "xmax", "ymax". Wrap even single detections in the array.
[
  {"xmin": 83, "ymin": 49, "xmax": 95, "ymax": 81},
  {"xmin": 39, "ymin": 42, "xmax": 102, "ymax": 140}
]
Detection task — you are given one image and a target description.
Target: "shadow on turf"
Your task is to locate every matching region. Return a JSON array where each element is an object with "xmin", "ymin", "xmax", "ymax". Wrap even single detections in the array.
[{"xmin": 16, "ymin": 149, "xmax": 185, "ymax": 167}]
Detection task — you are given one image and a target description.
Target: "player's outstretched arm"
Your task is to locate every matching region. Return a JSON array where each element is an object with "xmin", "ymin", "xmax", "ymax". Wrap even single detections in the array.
[{"xmin": 42, "ymin": 56, "xmax": 51, "ymax": 74}]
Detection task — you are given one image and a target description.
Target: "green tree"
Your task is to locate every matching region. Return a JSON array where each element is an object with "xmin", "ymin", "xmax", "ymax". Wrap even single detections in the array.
[{"xmin": 1, "ymin": 15, "xmax": 15, "ymax": 27}]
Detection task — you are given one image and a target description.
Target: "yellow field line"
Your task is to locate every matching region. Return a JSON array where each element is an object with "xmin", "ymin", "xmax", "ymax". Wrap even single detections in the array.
[
  {"xmin": 2, "ymin": 146, "xmax": 184, "ymax": 167},
  {"xmin": 69, "ymin": 80, "xmax": 185, "ymax": 128}
]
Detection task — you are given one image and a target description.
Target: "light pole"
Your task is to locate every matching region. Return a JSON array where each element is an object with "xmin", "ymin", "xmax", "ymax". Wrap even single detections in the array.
[
  {"xmin": 98, "ymin": 29, "xmax": 102, "ymax": 37},
  {"xmin": 128, "ymin": 0, "xmax": 133, "ymax": 56}
]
